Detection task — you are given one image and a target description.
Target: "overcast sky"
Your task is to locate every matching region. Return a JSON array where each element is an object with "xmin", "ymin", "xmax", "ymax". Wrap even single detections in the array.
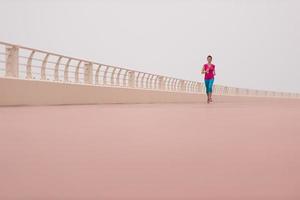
[{"xmin": 0, "ymin": 0, "xmax": 299, "ymax": 93}]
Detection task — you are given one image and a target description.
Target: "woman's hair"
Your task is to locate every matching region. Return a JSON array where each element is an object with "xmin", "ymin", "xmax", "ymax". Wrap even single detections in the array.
[{"xmin": 207, "ymin": 55, "xmax": 212, "ymax": 59}]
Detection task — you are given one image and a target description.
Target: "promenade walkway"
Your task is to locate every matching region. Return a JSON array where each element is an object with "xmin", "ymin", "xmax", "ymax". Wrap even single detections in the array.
[{"xmin": 1, "ymin": 96, "xmax": 300, "ymax": 200}]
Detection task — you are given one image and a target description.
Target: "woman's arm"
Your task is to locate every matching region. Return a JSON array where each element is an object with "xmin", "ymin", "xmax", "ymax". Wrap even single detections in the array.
[
  {"xmin": 213, "ymin": 68, "xmax": 216, "ymax": 76},
  {"xmin": 201, "ymin": 66, "xmax": 207, "ymax": 74}
]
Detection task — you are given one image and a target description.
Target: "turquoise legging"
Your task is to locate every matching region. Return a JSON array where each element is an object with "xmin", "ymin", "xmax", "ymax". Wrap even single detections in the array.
[{"xmin": 204, "ymin": 78, "xmax": 214, "ymax": 94}]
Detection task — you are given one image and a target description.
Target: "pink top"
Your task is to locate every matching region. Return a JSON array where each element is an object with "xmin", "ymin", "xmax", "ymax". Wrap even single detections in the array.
[{"xmin": 203, "ymin": 64, "xmax": 215, "ymax": 80}]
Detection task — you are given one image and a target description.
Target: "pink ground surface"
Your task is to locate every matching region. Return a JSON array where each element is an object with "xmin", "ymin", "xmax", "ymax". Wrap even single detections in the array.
[{"xmin": 1, "ymin": 96, "xmax": 300, "ymax": 200}]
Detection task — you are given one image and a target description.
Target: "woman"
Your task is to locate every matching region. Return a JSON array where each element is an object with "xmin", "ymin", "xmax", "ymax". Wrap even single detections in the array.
[{"xmin": 201, "ymin": 55, "xmax": 216, "ymax": 103}]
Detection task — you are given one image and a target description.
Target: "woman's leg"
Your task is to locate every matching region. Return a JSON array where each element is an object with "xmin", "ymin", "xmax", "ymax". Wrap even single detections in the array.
[
  {"xmin": 204, "ymin": 79, "xmax": 210, "ymax": 102},
  {"xmin": 208, "ymin": 79, "xmax": 214, "ymax": 101}
]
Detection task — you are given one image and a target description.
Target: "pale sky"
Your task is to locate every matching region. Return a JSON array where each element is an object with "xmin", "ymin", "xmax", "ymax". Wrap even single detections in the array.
[{"xmin": 0, "ymin": 0, "xmax": 299, "ymax": 93}]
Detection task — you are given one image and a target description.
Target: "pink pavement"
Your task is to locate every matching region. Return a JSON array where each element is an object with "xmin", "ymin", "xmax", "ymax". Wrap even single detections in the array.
[{"xmin": 1, "ymin": 96, "xmax": 300, "ymax": 200}]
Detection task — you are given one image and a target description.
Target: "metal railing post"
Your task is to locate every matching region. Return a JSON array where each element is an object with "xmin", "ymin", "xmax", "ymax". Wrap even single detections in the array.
[
  {"xmin": 54, "ymin": 56, "xmax": 62, "ymax": 81},
  {"xmin": 128, "ymin": 71, "xmax": 135, "ymax": 88},
  {"xmin": 75, "ymin": 61, "xmax": 82, "ymax": 83},
  {"xmin": 64, "ymin": 58, "xmax": 71, "ymax": 82},
  {"xmin": 26, "ymin": 50, "xmax": 35, "ymax": 79},
  {"xmin": 41, "ymin": 54, "xmax": 49, "ymax": 80},
  {"xmin": 159, "ymin": 76, "xmax": 165, "ymax": 90},
  {"xmin": 84, "ymin": 62, "xmax": 93, "ymax": 84},
  {"xmin": 5, "ymin": 46, "xmax": 19, "ymax": 78}
]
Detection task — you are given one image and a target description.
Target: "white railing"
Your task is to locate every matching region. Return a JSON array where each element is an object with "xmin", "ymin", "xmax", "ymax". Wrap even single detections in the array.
[{"xmin": 0, "ymin": 41, "xmax": 299, "ymax": 99}]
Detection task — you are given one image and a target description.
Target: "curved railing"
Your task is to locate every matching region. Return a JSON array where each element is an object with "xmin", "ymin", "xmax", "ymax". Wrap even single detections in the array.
[{"xmin": 0, "ymin": 41, "xmax": 299, "ymax": 99}]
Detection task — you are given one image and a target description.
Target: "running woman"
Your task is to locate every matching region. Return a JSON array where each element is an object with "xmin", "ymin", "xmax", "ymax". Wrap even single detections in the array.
[{"xmin": 201, "ymin": 55, "xmax": 216, "ymax": 103}]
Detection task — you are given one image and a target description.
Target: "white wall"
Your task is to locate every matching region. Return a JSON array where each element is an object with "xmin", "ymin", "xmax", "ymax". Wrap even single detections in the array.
[{"xmin": 0, "ymin": 77, "xmax": 206, "ymax": 106}]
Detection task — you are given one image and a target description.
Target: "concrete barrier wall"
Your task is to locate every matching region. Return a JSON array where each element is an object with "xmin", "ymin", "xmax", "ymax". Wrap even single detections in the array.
[{"xmin": 0, "ymin": 77, "xmax": 207, "ymax": 106}]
